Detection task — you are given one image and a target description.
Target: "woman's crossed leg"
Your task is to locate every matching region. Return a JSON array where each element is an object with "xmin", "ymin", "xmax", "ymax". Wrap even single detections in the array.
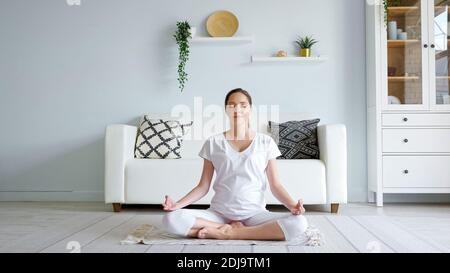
[{"xmin": 163, "ymin": 209, "xmax": 308, "ymax": 241}]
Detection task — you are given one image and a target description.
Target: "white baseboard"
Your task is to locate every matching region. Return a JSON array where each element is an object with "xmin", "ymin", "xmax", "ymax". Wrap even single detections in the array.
[
  {"xmin": 382, "ymin": 194, "xmax": 450, "ymax": 203},
  {"xmin": 0, "ymin": 191, "xmax": 104, "ymax": 202}
]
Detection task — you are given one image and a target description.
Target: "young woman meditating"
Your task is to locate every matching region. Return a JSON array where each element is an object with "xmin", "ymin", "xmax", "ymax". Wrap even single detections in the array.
[{"xmin": 162, "ymin": 88, "xmax": 309, "ymax": 241}]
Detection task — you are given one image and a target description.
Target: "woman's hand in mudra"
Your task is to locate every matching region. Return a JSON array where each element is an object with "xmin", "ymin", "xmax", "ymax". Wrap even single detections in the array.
[
  {"xmin": 290, "ymin": 199, "xmax": 306, "ymax": 215},
  {"xmin": 162, "ymin": 195, "xmax": 179, "ymax": 211}
]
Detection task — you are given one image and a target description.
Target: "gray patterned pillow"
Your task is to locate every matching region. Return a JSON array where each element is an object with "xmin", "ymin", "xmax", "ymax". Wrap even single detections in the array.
[
  {"xmin": 134, "ymin": 116, "xmax": 193, "ymax": 159},
  {"xmin": 268, "ymin": 119, "xmax": 320, "ymax": 159}
]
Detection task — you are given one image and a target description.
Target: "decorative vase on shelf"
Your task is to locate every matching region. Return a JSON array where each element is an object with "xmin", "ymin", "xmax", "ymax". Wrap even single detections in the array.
[
  {"xmin": 276, "ymin": 50, "xmax": 288, "ymax": 57},
  {"xmin": 388, "ymin": 66, "xmax": 397, "ymax": 76},
  {"xmin": 300, "ymin": 48, "xmax": 311, "ymax": 57},
  {"xmin": 388, "ymin": 21, "xmax": 397, "ymax": 40},
  {"xmin": 398, "ymin": 32, "xmax": 407, "ymax": 40}
]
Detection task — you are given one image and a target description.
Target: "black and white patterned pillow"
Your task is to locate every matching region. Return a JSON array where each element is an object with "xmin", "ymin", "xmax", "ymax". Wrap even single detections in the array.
[
  {"xmin": 134, "ymin": 116, "xmax": 193, "ymax": 159},
  {"xmin": 268, "ymin": 119, "xmax": 320, "ymax": 159}
]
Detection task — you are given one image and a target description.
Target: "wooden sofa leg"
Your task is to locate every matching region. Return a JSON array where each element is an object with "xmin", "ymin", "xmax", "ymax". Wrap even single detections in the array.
[
  {"xmin": 331, "ymin": 203, "xmax": 339, "ymax": 214},
  {"xmin": 112, "ymin": 203, "xmax": 122, "ymax": 212}
]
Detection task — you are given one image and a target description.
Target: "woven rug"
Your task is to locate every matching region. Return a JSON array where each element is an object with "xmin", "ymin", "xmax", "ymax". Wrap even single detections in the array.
[{"xmin": 120, "ymin": 224, "xmax": 322, "ymax": 246}]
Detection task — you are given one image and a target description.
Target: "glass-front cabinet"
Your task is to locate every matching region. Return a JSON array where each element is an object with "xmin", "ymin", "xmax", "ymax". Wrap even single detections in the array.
[
  {"xmin": 430, "ymin": 0, "xmax": 450, "ymax": 110},
  {"xmin": 383, "ymin": 0, "xmax": 450, "ymax": 111}
]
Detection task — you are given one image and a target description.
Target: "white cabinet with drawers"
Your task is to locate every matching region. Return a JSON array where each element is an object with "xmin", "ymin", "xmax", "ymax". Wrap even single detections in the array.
[
  {"xmin": 382, "ymin": 128, "xmax": 450, "ymax": 153},
  {"xmin": 382, "ymin": 113, "xmax": 450, "ymax": 127},
  {"xmin": 368, "ymin": 111, "xmax": 450, "ymax": 206},
  {"xmin": 366, "ymin": 1, "xmax": 450, "ymax": 206},
  {"xmin": 383, "ymin": 156, "xmax": 450, "ymax": 189}
]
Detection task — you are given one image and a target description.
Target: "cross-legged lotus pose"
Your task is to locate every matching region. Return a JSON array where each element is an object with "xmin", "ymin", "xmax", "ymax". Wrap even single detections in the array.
[{"xmin": 162, "ymin": 88, "xmax": 309, "ymax": 241}]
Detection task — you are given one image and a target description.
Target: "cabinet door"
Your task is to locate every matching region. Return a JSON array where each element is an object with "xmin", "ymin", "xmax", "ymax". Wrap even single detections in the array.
[
  {"xmin": 382, "ymin": 0, "xmax": 430, "ymax": 110},
  {"xmin": 429, "ymin": 0, "xmax": 450, "ymax": 111}
]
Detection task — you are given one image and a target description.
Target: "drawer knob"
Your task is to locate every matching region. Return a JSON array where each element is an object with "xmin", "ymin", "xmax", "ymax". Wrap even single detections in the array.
[
  {"xmin": 403, "ymin": 117, "xmax": 408, "ymax": 122},
  {"xmin": 403, "ymin": 169, "xmax": 409, "ymax": 174},
  {"xmin": 403, "ymin": 138, "xmax": 409, "ymax": 143}
]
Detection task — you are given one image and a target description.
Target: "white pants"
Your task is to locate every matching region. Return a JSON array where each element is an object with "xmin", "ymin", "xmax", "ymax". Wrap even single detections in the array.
[{"xmin": 162, "ymin": 208, "xmax": 309, "ymax": 241}]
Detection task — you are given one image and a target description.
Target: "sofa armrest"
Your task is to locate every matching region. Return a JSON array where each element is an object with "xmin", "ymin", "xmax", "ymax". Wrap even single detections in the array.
[
  {"xmin": 104, "ymin": 124, "xmax": 137, "ymax": 204},
  {"xmin": 317, "ymin": 124, "xmax": 348, "ymax": 204}
]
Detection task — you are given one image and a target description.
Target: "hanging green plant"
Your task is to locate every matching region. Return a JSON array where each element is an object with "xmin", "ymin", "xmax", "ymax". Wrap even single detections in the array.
[
  {"xmin": 383, "ymin": 0, "xmax": 402, "ymax": 27},
  {"xmin": 174, "ymin": 21, "xmax": 191, "ymax": 92}
]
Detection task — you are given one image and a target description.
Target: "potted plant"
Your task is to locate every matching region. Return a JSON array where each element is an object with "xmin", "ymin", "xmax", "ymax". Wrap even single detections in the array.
[
  {"xmin": 295, "ymin": 35, "xmax": 318, "ymax": 57},
  {"xmin": 174, "ymin": 21, "xmax": 192, "ymax": 92},
  {"xmin": 383, "ymin": 0, "xmax": 401, "ymax": 27}
]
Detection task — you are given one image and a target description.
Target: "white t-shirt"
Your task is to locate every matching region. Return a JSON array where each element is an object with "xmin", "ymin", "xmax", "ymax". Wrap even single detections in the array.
[{"xmin": 198, "ymin": 132, "xmax": 282, "ymax": 220}]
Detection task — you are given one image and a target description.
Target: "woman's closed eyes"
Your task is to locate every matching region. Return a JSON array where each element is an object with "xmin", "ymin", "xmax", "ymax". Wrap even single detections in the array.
[{"xmin": 226, "ymin": 103, "xmax": 249, "ymax": 109}]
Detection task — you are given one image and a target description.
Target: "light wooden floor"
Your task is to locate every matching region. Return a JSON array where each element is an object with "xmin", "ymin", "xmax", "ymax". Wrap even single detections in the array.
[{"xmin": 0, "ymin": 202, "xmax": 449, "ymax": 253}]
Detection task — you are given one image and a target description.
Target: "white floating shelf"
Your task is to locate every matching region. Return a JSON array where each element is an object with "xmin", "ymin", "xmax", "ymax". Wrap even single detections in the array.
[
  {"xmin": 190, "ymin": 36, "xmax": 254, "ymax": 44},
  {"xmin": 251, "ymin": 56, "xmax": 328, "ymax": 63}
]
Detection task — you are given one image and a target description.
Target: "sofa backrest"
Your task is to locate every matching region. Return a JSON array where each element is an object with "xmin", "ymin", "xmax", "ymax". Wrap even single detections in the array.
[{"xmin": 140, "ymin": 112, "xmax": 319, "ymax": 159}]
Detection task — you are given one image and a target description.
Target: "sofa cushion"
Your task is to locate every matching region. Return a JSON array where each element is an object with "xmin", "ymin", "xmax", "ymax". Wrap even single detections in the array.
[
  {"xmin": 125, "ymin": 158, "xmax": 215, "ymax": 204},
  {"xmin": 265, "ymin": 159, "xmax": 326, "ymax": 204},
  {"xmin": 124, "ymin": 158, "xmax": 326, "ymax": 205},
  {"xmin": 268, "ymin": 119, "xmax": 320, "ymax": 159},
  {"xmin": 134, "ymin": 116, "xmax": 193, "ymax": 159}
]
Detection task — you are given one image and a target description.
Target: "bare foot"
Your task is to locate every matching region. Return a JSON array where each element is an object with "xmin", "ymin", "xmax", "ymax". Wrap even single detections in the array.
[
  {"xmin": 197, "ymin": 224, "xmax": 233, "ymax": 240},
  {"xmin": 197, "ymin": 228, "xmax": 208, "ymax": 239},
  {"xmin": 229, "ymin": 221, "xmax": 245, "ymax": 229},
  {"xmin": 298, "ymin": 199, "xmax": 306, "ymax": 214}
]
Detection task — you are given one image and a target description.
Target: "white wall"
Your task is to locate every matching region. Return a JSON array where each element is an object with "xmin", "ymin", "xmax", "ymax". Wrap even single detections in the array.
[{"xmin": 0, "ymin": 0, "xmax": 368, "ymax": 201}]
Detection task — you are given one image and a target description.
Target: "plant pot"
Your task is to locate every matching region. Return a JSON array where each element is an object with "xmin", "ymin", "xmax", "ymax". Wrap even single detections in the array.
[{"xmin": 300, "ymin": 48, "xmax": 311, "ymax": 57}]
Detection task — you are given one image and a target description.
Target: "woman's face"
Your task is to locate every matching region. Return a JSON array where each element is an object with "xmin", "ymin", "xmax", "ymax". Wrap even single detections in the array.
[{"xmin": 225, "ymin": 92, "xmax": 251, "ymax": 122}]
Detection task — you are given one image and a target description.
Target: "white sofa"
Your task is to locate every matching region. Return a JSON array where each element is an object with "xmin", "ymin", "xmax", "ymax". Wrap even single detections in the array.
[{"xmin": 104, "ymin": 112, "xmax": 347, "ymax": 213}]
